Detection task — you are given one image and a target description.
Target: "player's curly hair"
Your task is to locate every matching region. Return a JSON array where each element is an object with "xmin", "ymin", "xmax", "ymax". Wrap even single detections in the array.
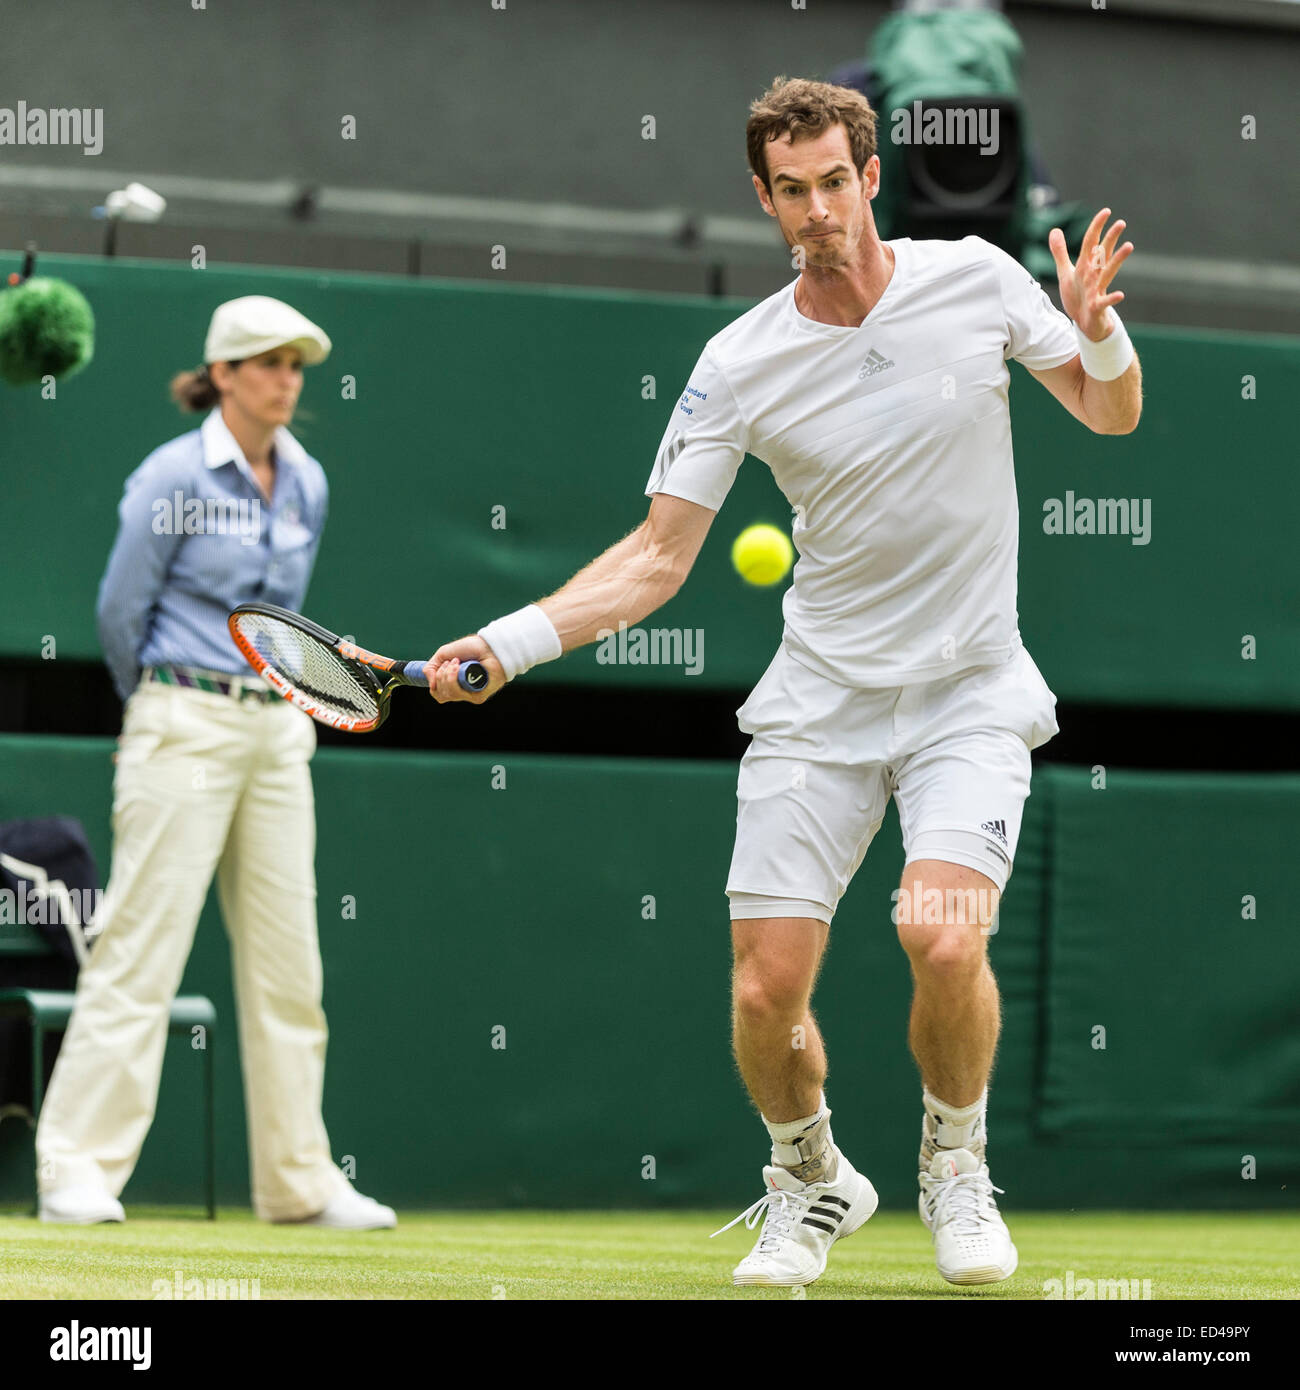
[{"xmin": 746, "ymin": 76, "xmax": 878, "ymax": 193}]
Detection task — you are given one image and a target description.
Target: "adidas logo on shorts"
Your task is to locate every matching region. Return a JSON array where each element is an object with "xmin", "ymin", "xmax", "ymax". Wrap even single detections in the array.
[{"xmin": 980, "ymin": 818, "xmax": 1009, "ymax": 846}]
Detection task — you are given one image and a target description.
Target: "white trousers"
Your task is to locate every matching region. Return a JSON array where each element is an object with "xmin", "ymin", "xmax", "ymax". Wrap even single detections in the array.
[{"xmin": 36, "ymin": 680, "xmax": 349, "ymax": 1220}]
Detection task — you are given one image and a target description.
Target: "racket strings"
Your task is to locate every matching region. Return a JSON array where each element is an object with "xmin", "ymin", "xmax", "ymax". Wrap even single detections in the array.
[{"xmin": 233, "ymin": 613, "xmax": 378, "ymax": 721}]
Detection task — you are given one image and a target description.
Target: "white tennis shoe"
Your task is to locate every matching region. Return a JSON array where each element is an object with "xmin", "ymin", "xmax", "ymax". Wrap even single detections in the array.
[
  {"xmin": 918, "ymin": 1147, "xmax": 1018, "ymax": 1285},
  {"xmin": 301, "ymin": 1186, "xmax": 396, "ymax": 1230},
  {"xmin": 39, "ymin": 1183, "xmax": 125, "ymax": 1225},
  {"xmin": 712, "ymin": 1148, "xmax": 878, "ymax": 1286}
]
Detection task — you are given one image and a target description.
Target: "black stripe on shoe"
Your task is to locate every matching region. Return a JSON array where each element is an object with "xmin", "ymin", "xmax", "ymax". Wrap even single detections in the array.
[
  {"xmin": 818, "ymin": 1195, "xmax": 852, "ymax": 1210},
  {"xmin": 801, "ymin": 1217, "xmax": 839, "ymax": 1235},
  {"xmin": 808, "ymin": 1205, "xmax": 844, "ymax": 1223}
]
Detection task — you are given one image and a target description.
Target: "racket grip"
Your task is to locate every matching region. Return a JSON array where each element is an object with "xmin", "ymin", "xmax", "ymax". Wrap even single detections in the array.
[
  {"xmin": 457, "ymin": 660, "xmax": 489, "ymax": 692},
  {"xmin": 402, "ymin": 659, "xmax": 490, "ymax": 693}
]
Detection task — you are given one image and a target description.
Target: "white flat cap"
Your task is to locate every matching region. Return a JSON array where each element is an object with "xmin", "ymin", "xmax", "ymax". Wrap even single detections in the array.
[{"xmin": 204, "ymin": 295, "xmax": 331, "ymax": 365}]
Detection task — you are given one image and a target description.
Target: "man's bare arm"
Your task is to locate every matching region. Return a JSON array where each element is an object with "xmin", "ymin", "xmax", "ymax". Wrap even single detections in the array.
[
  {"xmin": 426, "ymin": 493, "xmax": 716, "ymax": 702},
  {"xmin": 1027, "ymin": 351, "xmax": 1142, "ymax": 435},
  {"xmin": 537, "ymin": 493, "xmax": 715, "ymax": 651},
  {"xmin": 1027, "ymin": 207, "xmax": 1142, "ymax": 436}
]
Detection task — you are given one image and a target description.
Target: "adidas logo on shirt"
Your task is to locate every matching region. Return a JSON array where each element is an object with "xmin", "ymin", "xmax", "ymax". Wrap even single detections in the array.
[
  {"xmin": 858, "ymin": 348, "xmax": 895, "ymax": 379},
  {"xmin": 980, "ymin": 818, "xmax": 1009, "ymax": 846}
]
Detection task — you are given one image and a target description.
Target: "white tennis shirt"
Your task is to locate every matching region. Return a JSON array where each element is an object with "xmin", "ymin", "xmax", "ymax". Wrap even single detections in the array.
[{"xmin": 645, "ymin": 236, "xmax": 1079, "ymax": 687}]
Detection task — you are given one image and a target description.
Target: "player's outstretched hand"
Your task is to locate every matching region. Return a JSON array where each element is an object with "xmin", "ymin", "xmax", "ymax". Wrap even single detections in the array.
[
  {"xmin": 1049, "ymin": 207, "xmax": 1134, "ymax": 343},
  {"xmin": 425, "ymin": 634, "xmax": 506, "ymax": 705}
]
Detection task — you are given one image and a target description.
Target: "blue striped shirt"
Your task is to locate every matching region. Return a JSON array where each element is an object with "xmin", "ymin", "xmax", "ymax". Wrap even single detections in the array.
[{"xmin": 97, "ymin": 407, "xmax": 329, "ymax": 700}]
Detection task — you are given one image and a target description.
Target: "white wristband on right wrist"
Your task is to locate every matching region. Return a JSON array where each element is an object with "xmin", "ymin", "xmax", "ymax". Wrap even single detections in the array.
[
  {"xmin": 1074, "ymin": 310, "xmax": 1134, "ymax": 381},
  {"xmin": 477, "ymin": 604, "xmax": 562, "ymax": 682}
]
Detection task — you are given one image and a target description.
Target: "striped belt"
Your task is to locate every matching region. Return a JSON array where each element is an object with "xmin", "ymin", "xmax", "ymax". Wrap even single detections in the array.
[{"xmin": 144, "ymin": 664, "xmax": 276, "ymax": 704}]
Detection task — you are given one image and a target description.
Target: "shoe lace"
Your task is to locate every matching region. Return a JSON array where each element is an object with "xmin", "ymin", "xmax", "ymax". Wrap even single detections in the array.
[
  {"xmin": 923, "ymin": 1170, "xmax": 1004, "ymax": 1237},
  {"xmin": 709, "ymin": 1186, "xmax": 811, "ymax": 1251}
]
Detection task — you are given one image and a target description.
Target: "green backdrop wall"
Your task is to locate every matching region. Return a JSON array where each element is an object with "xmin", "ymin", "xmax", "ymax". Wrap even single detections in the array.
[
  {"xmin": 2, "ymin": 252, "xmax": 1295, "ymax": 1215},
  {"xmin": 1, "ymin": 250, "xmax": 1298, "ymax": 708},
  {"xmin": 1, "ymin": 736, "xmax": 1294, "ymax": 1213}
]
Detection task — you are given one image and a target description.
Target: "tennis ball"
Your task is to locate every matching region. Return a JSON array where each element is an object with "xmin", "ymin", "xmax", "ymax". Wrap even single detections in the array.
[{"xmin": 731, "ymin": 523, "xmax": 794, "ymax": 587}]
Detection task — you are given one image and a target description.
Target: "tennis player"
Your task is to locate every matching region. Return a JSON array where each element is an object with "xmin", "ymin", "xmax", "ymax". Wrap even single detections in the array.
[
  {"xmin": 37, "ymin": 296, "xmax": 396, "ymax": 1230},
  {"xmin": 427, "ymin": 77, "xmax": 1141, "ymax": 1287}
]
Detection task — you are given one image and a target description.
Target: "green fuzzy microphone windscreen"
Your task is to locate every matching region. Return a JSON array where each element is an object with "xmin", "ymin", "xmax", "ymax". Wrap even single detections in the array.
[{"xmin": 0, "ymin": 276, "xmax": 95, "ymax": 385}]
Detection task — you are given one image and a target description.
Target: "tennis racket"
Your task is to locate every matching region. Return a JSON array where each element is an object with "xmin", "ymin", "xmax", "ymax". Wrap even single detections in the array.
[{"xmin": 228, "ymin": 601, "xmax": 488, "ymax": 733}]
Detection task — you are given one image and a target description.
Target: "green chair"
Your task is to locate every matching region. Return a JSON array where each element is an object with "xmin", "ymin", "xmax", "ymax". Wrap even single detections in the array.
[{"xmin": 0, "ymin": 914, "xmax": 217, "ymax": 1219}]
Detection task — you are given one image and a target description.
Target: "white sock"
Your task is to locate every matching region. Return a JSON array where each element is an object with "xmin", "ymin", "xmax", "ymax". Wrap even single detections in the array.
[
  {"xmin": 922, "ymin": 1088, "xmax": 987, "ymax": 1152},
  {"xmin": 763, "ymin": 1091, "xmax": 827, "ymax": 1145},
  {"xmin": 762, "ymin": 1092, "xmax": 838, "ymax": 1184}
]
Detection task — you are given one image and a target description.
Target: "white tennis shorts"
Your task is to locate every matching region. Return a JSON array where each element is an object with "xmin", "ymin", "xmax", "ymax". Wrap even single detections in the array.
[{"xmin": 726, "ymin": 641, "xmax": 1059, "ymax": 923}]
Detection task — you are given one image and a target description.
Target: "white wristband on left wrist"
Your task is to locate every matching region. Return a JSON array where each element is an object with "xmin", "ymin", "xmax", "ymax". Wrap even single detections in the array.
[{"xmin": 1074, "ymin": 310, "xmax": 1134, "ymax": 382}]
